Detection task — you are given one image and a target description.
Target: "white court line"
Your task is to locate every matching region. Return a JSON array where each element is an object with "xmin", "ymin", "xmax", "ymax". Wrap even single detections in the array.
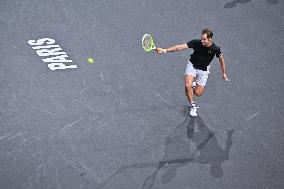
[
  {"xmin": 61, "ymin": 119, "xmax": 82, "ymax": 131},
  {"xmin": 80, "ymin": 87, "xmax": 87, "ymax": 94},
  {"xmin": 245, "ymin": 112, "xmax": 260, "ymax": 122}
]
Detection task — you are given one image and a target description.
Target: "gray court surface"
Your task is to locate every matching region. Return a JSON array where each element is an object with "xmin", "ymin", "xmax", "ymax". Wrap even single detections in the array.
[{"xmin": 1, "ymin": 0, "xmax": 283, "ymax": 189}]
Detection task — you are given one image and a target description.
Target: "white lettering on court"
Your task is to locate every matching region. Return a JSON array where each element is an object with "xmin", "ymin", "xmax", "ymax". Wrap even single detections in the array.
[{"xmin": 28, "ymin": 38, "xmax": 77, "ymax": 70}]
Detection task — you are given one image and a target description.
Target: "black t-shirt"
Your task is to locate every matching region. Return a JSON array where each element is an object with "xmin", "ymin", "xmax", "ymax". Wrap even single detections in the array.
[{"xmin": 187, "ymin": 39, "xmax": 222, "ymax": 71}]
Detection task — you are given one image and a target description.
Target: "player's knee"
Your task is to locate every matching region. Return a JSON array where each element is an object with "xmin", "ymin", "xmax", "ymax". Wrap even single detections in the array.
[
  {"xmin": 185, "ymin": 82, "xmax": 192, "ymax": 90},
  {"xmin": 194, "ymin": 89, "xmax": 203, "ymax": 97}
]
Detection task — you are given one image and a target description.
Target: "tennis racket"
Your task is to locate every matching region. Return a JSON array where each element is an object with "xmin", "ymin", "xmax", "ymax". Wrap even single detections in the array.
[{"xmin": 142, "ymin": 34, "xmax": 156, "ymax": 52}]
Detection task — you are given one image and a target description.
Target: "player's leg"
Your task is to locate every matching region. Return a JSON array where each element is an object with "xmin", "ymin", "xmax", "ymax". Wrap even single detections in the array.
[
  {"xmin": 184, "ymin": 62, "xmax": 198, "ymax": 117},
  {"xmin": 193, "ymin": 85, "xmax": 205, "ymax": 97},
  {"xmin": 185, "ymin": 75, "xmax": 198, "ymax": 117},
  {"xmin": 184, "ymin": 62, "xmax": 197, "ymax": 104},
  {"xmin": 184, "ymin": 74, "xmax": 195, "ymax": 104},
  {"xmin": 194, "ymin": 69, "xmax": 209, "ymax": 96}
]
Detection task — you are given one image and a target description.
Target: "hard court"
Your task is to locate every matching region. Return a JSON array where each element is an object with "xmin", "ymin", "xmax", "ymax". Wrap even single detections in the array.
[{"xmin": 0, "ymin": 0, "xmax": 283, "ymax": 189}]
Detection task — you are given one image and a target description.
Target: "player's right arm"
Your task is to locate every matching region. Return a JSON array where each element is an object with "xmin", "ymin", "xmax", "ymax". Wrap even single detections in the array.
[{"xmin": 156, "ymin": 43, "xmax": 189, "ymax": 54}]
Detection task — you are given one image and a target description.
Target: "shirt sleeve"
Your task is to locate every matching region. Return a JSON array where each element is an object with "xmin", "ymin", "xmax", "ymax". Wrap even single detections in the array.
[
  {"xmin": 186, "ymin": 39, "xmax": 199, "ymax": 48},
  {"xmin": 215, "ymin": 47, "xmax": 222, "ymax": 58}
]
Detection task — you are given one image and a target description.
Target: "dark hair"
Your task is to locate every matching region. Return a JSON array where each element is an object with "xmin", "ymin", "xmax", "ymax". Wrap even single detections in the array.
[{"xmin": 202, "ymin": 28, "xmax": 213, "ymax": 38}]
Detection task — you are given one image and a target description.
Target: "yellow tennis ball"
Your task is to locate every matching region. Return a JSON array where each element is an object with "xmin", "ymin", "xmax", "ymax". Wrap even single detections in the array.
[{"xmin": 87, "ymin": 57, "xmax": 94, "ymax": 64}]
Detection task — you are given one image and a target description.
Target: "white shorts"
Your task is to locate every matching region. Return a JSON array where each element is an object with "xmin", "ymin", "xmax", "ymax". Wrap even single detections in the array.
[{"xmin": 184, "ymin": 61, "xmax": 210, "ymax": 86}]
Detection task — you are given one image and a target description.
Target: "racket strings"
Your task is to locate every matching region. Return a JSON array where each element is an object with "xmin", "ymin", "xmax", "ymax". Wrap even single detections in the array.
[
  {"xmin": 143, "ymin": 36, "xmax": 152, "ymax": 50},
  {"xmin": 142, "ymin": 34, "xmax": 155, "ymax": 51}
]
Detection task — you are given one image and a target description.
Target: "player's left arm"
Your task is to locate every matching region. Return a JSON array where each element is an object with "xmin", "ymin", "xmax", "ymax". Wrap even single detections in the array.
[{"xmin": 218, "ymin": 54, "xmax": 229, "ymax": 81}]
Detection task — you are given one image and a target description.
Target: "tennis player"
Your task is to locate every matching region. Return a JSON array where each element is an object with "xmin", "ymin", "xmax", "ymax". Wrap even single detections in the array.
[{"xmin": 156, "ymin": 28, "xmax": 229, "ymax": 117}]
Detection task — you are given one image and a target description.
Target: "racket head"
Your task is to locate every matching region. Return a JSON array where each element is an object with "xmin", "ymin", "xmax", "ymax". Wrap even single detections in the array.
[{"xmin": 142, "ymin": 34, "xmax": 156, "ymax": 52}]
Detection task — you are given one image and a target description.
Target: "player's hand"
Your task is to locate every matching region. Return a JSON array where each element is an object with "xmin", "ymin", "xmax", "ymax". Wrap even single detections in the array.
[
  {"xmin": 156, "ymin": 48, "xmax": 166, "ymax": 54},
  {"xmin": 222, "ymin": 74, "xmax": 230, "ymax": 82}
]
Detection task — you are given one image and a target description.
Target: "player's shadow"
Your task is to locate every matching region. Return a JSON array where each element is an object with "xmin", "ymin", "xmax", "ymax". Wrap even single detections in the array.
[
  {"xmin": 97, "ymin": 108, "xmax": 234, "ymax": 189},
  {"xmin": 224, "ymin": 0, "xmax": 278, "ymax": 8}
]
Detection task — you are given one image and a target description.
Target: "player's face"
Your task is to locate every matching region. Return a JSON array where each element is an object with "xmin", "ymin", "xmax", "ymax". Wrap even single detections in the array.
[{"xmin": 200, "ymin": 34, "xmax": 212, "ymax": 47}]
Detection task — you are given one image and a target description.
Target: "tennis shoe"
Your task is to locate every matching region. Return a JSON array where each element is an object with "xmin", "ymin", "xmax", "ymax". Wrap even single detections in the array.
[{"xmin": 190, "ymin": 105, "xmax": 199, "ymax": 117}]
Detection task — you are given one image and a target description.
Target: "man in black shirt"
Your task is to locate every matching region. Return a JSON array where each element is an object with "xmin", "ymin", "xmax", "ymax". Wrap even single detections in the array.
[{"xmin": 156, "ymin": 28, "xmax": 229, "ymax": 117}]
